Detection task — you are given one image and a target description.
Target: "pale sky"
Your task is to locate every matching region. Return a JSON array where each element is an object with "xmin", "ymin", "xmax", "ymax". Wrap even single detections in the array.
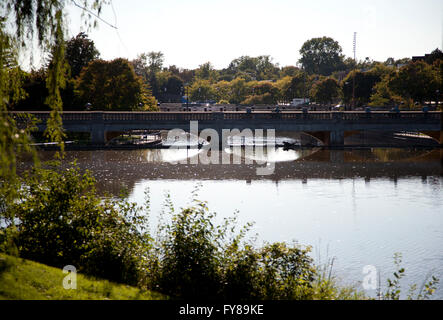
[{"xmin": 63, "ymin": 0, "xmax": 442, "ymax": 70}]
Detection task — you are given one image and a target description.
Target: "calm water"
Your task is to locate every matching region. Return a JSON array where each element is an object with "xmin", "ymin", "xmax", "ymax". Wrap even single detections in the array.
[{"xmin": 35, "ymin": 144, "xmax": 443, "ymax": 299}]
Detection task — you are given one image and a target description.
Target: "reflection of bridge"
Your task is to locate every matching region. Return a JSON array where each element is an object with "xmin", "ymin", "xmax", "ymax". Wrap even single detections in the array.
[
  {"xmin": 11, "ymin": 111, "xmax": 443, "ymax": 146},
  {"xmin": 19, "ymin": 149, "xmax": 442, "ymax": 195}
]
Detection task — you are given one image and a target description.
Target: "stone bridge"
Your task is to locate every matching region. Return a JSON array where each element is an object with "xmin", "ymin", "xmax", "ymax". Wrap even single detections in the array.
[{"xmin": 10, "ymin": 111, "xmax": 443, "ymax": 147}]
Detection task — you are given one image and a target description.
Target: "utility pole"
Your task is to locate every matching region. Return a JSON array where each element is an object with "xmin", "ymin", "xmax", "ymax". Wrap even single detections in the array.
[{"xmin": 352, "ymin": 32, "xmax": 357, "ymax": 110}]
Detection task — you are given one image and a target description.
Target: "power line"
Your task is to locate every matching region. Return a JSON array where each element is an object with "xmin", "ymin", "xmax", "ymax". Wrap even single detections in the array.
[
  {"xmin": 71, "ymin": 0, "xmax": 117, "ymax": 29},
  {"xmin": 110, "ymin": 0, "xmax": 130, "ymax": 56}
]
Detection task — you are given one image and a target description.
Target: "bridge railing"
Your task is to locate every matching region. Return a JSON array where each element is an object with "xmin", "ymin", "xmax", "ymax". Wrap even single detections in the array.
[{"xmin": 8, "ymin": 110, "xmax": 442, "ymax": 123}]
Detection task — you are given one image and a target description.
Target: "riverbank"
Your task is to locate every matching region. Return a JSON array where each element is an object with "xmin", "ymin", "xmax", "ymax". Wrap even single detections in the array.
[{"xmin": 0, "ymin": 253, "xmax": 166, "ymax": 300}]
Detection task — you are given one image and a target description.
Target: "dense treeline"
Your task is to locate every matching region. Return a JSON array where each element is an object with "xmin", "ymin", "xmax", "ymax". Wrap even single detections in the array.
[
  {"xmin": 13, "ymin": 33, "xmax": 158, "ymax": 112},
  {"xmin": 9, "ymin": 33, "xmax": 443, "ymax": 111}
]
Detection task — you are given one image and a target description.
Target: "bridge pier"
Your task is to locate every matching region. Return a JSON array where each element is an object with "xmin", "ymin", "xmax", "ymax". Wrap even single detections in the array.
[
  {"xmin": 90, "ymin": 112, "xmax": 106, "ymax": 144},
  {"xmin": 329, "ymin": 130, "xmax": 345, "ymax": 147},
  {"xmin": 91, "ymin": 126, "xmax": 106, "ymax": 144}
]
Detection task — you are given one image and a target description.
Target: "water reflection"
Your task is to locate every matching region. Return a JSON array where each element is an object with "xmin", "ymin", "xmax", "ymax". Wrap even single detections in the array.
[{"xmin": 29, "ymin": 147, "xmax": 443, "ymax": 197}]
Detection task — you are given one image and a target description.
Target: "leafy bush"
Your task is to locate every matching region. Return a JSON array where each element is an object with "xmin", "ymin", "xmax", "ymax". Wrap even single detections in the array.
[
  {"xmin": 2, "ymin": 163, "xmax": 150, "ymax": 286},
  {"xmin": 380, "ymin": 253, "xmax": 440, "ymax": 300},
  {"xmin": 146, "ymin": 197, "xmax": 317, "ymax": 300}
]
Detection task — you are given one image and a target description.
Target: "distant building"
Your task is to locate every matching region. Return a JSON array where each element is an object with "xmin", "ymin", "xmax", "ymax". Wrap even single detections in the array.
[
  {"xmin": 412, "ymin": 55, "xmax": 427, "ymax": 62},
  {"xmin": 412, "ymin": 49, "xmax": 443, "ymax": 64}
]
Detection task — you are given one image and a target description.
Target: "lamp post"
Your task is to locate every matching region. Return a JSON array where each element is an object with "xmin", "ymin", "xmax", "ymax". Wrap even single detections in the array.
[
  {"xmin": 352, "ymin": 74, "xmax": 356, "ymax": 110},
  {"xmin": 183, "ymin": 83, "xmax": 189, "ymax": 110},
  {"xmin": 436, "ymin": 89, "xmax": 440, "ymax": 109}
]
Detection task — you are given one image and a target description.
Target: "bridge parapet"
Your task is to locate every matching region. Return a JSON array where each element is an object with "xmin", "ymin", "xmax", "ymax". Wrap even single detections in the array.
[{"xmin": 8, "ymin": 110, "xmax": 442, "ymax": 123}]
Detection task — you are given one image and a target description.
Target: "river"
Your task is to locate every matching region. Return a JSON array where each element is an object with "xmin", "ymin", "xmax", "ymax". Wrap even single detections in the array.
[{"xmin": 34, "ymin": 141, "xmax": 443, "ymax": 299}]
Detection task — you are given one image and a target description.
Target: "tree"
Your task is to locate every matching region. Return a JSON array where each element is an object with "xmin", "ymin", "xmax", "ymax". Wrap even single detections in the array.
[
  {"xmin": 275, "ymin": 76, "xmax": 293, "ymax": 103},
  {"xmin": 299, "ymin": 37, "xmax": 345, "ymax": 76},
  {"xmin": 147, "ymin": 51, "xmax": 164, "ymax": 74},
  {"xmin": 310, "ymin": 78, "xmax": 341, "ymax": 105},
  {"xmin": 388, "ymin": 61, "xmax": 439, "ymax": 104},
  {"xmin": 195, "ymin": 62, "xmax": 218, "ymax": 83},
  {"xmin": 13, "ymin": 68, "xmax": 48, "ymax": 110},
  {"xmin": 155, "ymin": 72, "xmax": 184, "ymax": 102},
  {"xmin": 255, "ymin": 55, "xmax": 280, "ymax": 80},
  {"xmin": 165, "ymin": 75, "xmax": 184, "ymax": 97},
  {"xmin": 1, "ymin": 0, "xmax": 109, "ymax": 155},
  {"xmin": 242, "ymin": 81, "xmax": 279, "ymax": 105},
  {"xmin": 131, "ymin": 51, "xmax": 164, "ymax": 95},
  {"xmin": 212, "ymin": 80, "xmax": 232, "ymax": 103},
  {"xmin": 279, "ymin": 66, "xmax": 300, "ymax": 78},
  {"xmin": 65, "ymin": 32, "xmax": 100, "ymax": 78},
  {"xmin": 77, "ymin": 58, "xmax": 157, "ymax": 110},
  {"xmin": 424, "ymin": 48, "xmax": 443, "ymax": 65},
  {"xmin": 342, "ymin": 68, "xmax": 385, "ymax": 106},
  {"xmin": 189, "ymin": 80, "xmax": 216, "ymax": 102},
  {"xmin": 226, "ymin": 55, "xmax": 279, "ymax": 81},
  {"xmin": 369, "ymin": 74, "xmax": 402, "ymax": 107},
  {"xmin": 229, "ymin": 78, "xmax": 249, "ymax": 104},
  {"xmin": 356, "ymin": 57, "xmax": 377, "ymax": 71},
  {"xmin": 131, "ymin": 53, "xmax": 150, "ymax": 81}
]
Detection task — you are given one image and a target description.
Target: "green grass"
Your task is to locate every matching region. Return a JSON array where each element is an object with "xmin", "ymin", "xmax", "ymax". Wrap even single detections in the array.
[{"xmin": 0, "ymin": 253, "xmax": 166, "ymax": 300}]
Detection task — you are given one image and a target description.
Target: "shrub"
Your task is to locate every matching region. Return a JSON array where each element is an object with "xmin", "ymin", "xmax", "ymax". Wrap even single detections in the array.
[
  {"xmin": 147, "ymin": 198, "xmax": 317, "ymax": 300},
  {"xmin": 2, "ymin": 163, "xmax": 150, "ymax": 286}
]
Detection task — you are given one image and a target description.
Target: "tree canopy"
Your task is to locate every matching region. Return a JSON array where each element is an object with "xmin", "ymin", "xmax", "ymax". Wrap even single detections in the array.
[
  {"xmin": 65, "ymin": 32, "xmax": 100, "ymax": 78},
  {"xmin": 77, "ymin": 58, "xmax": 156, "ymax": 110},
  {"xmin": 311, "ymin": 78, "xmax": 341, "ymax": 105},
  {"xmin": 299, "ymin": 37, "xmax": 345, "ymax": 76}
]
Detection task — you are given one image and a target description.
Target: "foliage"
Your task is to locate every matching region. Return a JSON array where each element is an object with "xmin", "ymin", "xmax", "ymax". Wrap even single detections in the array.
[
  {"xmin": 65, "ymin": 32, "xmax": 100, "ymax": 78},
  {"xmin": 310, "ymin": 78, "xmax": 341, "ymax": 105},
  {"xmin": 299, "ymin": 37, "xmax": 345, "ymax": 76},
  {"xmin": 2, "ymin": 164, "xmax": 151, "ymax": 286},
  {"xmin": 189, "ymin": 80, "xmax": 216, "ymax": 102},
  {"xmin": 423, "ymin": 48, "xmax": 443, "ymax": 65},
  {"xmin": 212, "ymin": 80, "xmax": 232, "ymax": 103},
  {"xmin": 195, "ymin": 62, "xmax": 218, "ymax": 83},
  {"xmin": 147, "ymin": 51, "xmax": 164, "ymax": 74},
  {"xmin": 225, "ymin": 55, "xmax": 279, "ymax": 81},
  {"xmin": 13, "ymin": 68, "xmax": 48, "ymax": 110},
  {"xmin": 1, "ymin": 0, "xmax": 108, "ymax": 155},
  {"xmin": 229, "ymin": 77, "xmax": 249, "ymax": 104},
  {"xmin": 388, "ymin": 61, "xmax": 440, "ymax": 103},
  {"xmin": 342, "ymin": 69, "xmax": 382, "ymax": 106},
  {"xmin": 44, "ymin": 14, "xmax": 67, "ymax": 156},
  {"xmin": 369, "ymin": 73, "xmax": 402, "ymax": 107},
  {"xmin": 146, "ymin": 197, "xmax": 318, "ymax": 300},
  {"xmin": 131, "ymin": 53, "xmax": 151, "ymax": 81},
  {"xmin": 380, "ymin": 253, "xmax": 440, "ymax": 300},
  {"xmin": 279, "ymin": 66, "xmax": 300, "ymax": 78},
  {"xmin": 275, "ymin": 72, "xmax": 310, "ymax": 102},
  {"xmin": 76, "ymin": 58, "xmax": 156, "ymax": 110},
  {"xmin": 0, "ymin": 18, "xmax": 39, "ymax": 225},
  {"xmin": 240, "ymin": 81, "xmax": 278, "ymax": 105}
]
